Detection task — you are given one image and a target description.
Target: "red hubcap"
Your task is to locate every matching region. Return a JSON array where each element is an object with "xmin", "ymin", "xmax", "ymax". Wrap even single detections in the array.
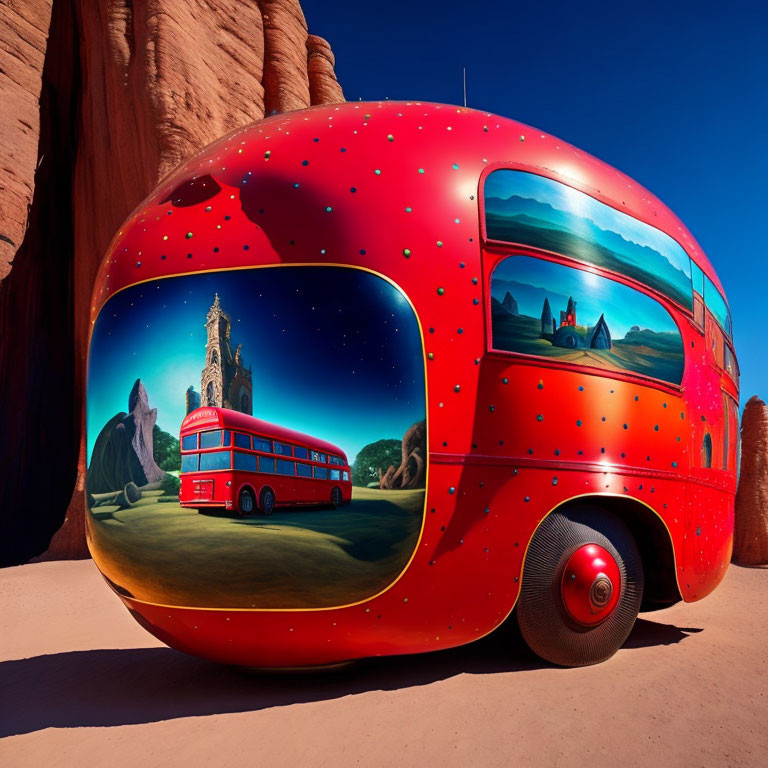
[{"xmin": 560, "ymin": 543, "xmax": 621, "ymax": 626}]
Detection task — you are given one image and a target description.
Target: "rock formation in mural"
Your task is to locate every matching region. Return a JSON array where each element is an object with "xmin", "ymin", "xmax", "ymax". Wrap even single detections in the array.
[
  {"xmin": 0, "ymin": 0, "xmax": 343, "ymax": 565},
  {"xmin": 379, "ymin": 420, "xmax": 427, "ymax": 490},
  {"xmin": 733, "ymin": 396, "xmax": 768, "ymax": 565},
  {"xmin": 86, "ymin": 379, "xmax": 166, "ymax": 498}
]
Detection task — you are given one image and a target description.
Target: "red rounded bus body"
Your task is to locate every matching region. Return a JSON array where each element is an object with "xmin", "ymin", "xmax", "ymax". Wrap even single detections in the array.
[{"xmin": 85, "ymin": 101, "xmax": 738, "ymax": 667}]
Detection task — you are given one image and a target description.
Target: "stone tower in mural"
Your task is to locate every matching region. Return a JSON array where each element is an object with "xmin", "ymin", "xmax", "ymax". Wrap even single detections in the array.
[{"xmin": 200, "ymin": 294, "xmax": 252, "ymax": 414}]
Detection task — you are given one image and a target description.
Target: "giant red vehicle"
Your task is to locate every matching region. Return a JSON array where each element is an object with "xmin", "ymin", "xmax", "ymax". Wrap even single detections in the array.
[{"xmin": 85, "ymin": 101, "xmax": 738, "ymax": 667}]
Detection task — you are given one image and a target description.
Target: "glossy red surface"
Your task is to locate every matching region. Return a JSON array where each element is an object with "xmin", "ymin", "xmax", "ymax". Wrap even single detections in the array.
[
  {"xmin": 560, "ymin": 544, "xmax": 621, "ymax": 626},
  {"xmin": 86, "ymin": 101, "xmax": 738, "ymax": 666}
]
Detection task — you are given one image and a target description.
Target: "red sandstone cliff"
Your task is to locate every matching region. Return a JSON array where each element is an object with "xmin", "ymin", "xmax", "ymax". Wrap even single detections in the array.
[
  {"xmin": 0, "ymin": 0, "xmax": 343, "ymax": 565},
  {"xmin": 733, "ymin": 396, "xmax": 768, "ymax": 566}
]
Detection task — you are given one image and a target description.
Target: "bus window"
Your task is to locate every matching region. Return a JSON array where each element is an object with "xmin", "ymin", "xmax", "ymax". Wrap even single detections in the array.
[
  {"xmin": 199, "ymin": 451, "xmax": 231, "ymax": 471},
  {"xmin": 704, "ymin": 274, "xmax": 732, "ymax": 336},
  {"xmin": 724, "ymin": 344, "xmax": 738, "ymax": 384},
  {"xmin": 708, "ymin": 318, "xmax": 724, "ymax": 369},
  {"xmin": 693, "ymin": 293, "xmax": 705, "ymax": 329},
  {"xmin": 181, "ymin": 434, "xmax": 197, "ymax": 451},
  {"xmin": 342, "ymin": 471, "xmax": 349, "ymax": 482},
  {"xmin": 253, "ymin": 437, "xmax": 270, "ymax": 453},
  {"xmin": 234, "ymin": 432, "xmax": 251, "ymax": 450},
  {"xmin": 200, "ymin": 430, "xmax": 228, "ymax": 449},
  {"xmin": 701, "ymin": 433, "xmax": 712, "ymax": 468},
  {"xmin": 313, "ymin": 466, "xmax": 328, "ymax": 480},
  {"xmin": 330, "ymin": 469, "xmax": 340, "ymax": 481},
  {"xmin": 311, "ymin": 450, "xmax": 326, "ymax": 463},
  {"xmin": 181, "ymin": 453, "xmax": 199, "ymax": 472},
  {"xmin": 234, "ymin": 451, "xmax": 257, "ymax": 472},
  {"xmin": 294, "ymin": 446, "xmax": 308, "ymax": 459},
  {"xmin": 276, "ymin": 459, "xmax": 295, "ymax": 476},
  {"xmin": 273, "ymin": 442, "xmax": 292, "ymax": 456},
  {"xmin": 259, "ymin": 456, "xmax": 275, "ymax": 473},
  {"xmin": 490, "ymin": 255, "xmax": 685, "ymax": 385},
  {"xmin": 483, "ymin": 169, "xmax": 693, "ymax": 310},
  {"xmin": 296, "ymin": 462, "xmax": 312, "ymax": 477}
]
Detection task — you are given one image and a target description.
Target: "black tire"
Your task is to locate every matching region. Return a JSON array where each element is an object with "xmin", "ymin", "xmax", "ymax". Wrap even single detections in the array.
[
  {"xmin": 516, "ymin": 504, "xmax": 643, "ymax": 667},
  {"xmin": 331, "ymin": 487, "xmax": 343, "ymax": 508},
  {"xmin": 259, "ymin": 487, "xmax": 275, "ymax": 516},
  {"xmin": 238, "ymin": 487, "xmax": 255, "ymax": 516}
]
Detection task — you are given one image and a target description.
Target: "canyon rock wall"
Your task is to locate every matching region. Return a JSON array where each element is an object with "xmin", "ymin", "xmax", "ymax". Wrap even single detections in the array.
[{"xmin": 0, "ymin": 0, "xmax": 343, "ymax": 565}]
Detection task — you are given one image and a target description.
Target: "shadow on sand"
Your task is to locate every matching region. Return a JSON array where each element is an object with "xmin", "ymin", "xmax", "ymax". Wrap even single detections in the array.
[{"xmin": 0, "ymin": 617, "xmax": 701, "ymax": 737}]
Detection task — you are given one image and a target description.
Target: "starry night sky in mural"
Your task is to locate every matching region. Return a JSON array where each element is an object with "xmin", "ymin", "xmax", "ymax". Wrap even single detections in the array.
[{"xmin": 87, "ymin": 267, "xmax": 425, "ymax": 464}]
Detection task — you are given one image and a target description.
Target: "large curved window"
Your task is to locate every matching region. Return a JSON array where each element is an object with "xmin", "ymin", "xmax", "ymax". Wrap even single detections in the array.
[
  {"xmin": 483, "ymin": 170, "xmax": 693, "ymax": 311},
  {"xmin": 490, "ymin": 255, "xmax": 684, "ymax": 385}
]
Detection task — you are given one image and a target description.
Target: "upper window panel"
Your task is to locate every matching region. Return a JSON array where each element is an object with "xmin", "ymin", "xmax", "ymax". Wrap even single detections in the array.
[
  {"xmin": 490, "ymin": 255, "xmax": 685, "ymax": 385},
  {"xmin": 483, "ymin": 170, "xmax": 693, "ymax": 311},
  {"xmin": 703, "ymin": 273, "xmax": 732, "ymax": 336}
]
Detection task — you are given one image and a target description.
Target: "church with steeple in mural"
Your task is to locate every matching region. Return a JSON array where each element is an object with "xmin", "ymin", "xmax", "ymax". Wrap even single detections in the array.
[{"xmin": 186, "ymin": 294, "xmax": 252, "ymax": 415}]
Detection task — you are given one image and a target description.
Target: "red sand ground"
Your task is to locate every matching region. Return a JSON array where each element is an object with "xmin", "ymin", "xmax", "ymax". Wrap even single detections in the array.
[{"xmin": 1, "ymin": 560, "xmax": 766, "ymax": 767}]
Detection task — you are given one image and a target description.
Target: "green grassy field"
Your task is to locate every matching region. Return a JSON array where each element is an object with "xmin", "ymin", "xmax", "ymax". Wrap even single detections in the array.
[{"xmin": 88, "ymin": 487, "xmax": 424, "ymax": 609}]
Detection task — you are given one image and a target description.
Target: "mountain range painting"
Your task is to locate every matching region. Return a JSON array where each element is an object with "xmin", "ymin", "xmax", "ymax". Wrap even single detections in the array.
[
  {"xmin": 484, "ymin": 170, "xmax": 693, "ymax": 311},
  {"xmin": 491, "ymin": 256, "xmax": 685, "ymax": 385}
]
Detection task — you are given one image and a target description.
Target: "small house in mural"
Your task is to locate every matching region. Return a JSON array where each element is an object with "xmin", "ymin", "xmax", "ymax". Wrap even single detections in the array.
[{"xmin": 534, "ymin": 294, "xmax": 613, "ymax": 351}]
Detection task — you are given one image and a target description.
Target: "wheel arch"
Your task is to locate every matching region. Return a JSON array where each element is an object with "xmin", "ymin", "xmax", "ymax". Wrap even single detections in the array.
[{"xmin": 522, "ymin": 494, "xmax": 682, "ymax": 611}]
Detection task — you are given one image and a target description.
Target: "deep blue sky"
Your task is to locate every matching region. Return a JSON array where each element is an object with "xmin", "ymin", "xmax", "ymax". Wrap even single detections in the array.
[
  {"xmin": 87, "ymin": 268, "xmax": 425, "ymax": 464},
  {"xmin": 303, "ymin": 0, "xmax": 767, "ymax": 405}
]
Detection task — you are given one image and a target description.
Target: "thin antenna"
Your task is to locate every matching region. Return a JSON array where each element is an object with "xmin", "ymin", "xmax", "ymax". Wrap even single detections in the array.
[{"xmin": 463, "ymin": 67, "xmax": 467, "ymax": 107}]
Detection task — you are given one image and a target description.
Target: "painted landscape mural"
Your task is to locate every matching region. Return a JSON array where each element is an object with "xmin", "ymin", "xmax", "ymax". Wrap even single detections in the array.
[
  {"xmin": 86, "ymin": 267, "xmax": 426, "ymax": 609},
  {"xmin": 484, "ymin": 170, "xmax": 693, "ymax": 311},
  {"xmin": 491, "ymin": 256, "xmax": 685, "ymax": 384}
]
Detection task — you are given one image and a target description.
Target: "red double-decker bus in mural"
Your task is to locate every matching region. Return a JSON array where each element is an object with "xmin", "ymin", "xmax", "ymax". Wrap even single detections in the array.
[{"xmin": 179, "ymin": 407, "xmax": 352, "ymax": 515}]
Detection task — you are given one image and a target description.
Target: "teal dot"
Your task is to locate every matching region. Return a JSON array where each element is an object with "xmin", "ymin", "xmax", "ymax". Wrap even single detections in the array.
[
  {"xmin": 374, "ymin": 169, "xmax": 381, "ymax": 175},
  {"xmin": 472, "ymin": 298, "xmax": 479, "ymax": 305},
  {"xmin": 402, "ymin": 248, "xmax": 411, "ymax": 257},
  {"xmin": 576, "ymin": 420, "xmax": 582, "ymax": 427},
  {"xmin": 502, "ymin": 377, "xmax": 509, "ymax": 384},
  {"xmin": 325, "ymin": 206, "xmax": 332, "ymax": 212},
  {"xmin": 418, "ymin": 168, "xmax": 425, "ymax": 174},
  {"xmin": 536, "ymin": 414, "xmax": 543, "ymax": 422},
  {"xmin": 205, "ymin": 206, "xmax": 212, "ymax": 212},
  {"xmin": 489, "ymin": 405, "xmax": 495, "ymax": 412},
  {"xmin": 264, "ymin": 150, "xmax": 271, "ymax": 158},
  {"xmin": 436, "ymin": 241, "xmax": 443, "ymax": 247},
  {"xmin": 437, "ymin": 287, "xmax": 444, "ymax": 295},
  {"xmin": 524, "ymin": 496, "xmax": 530, "ymax": 503},
  {"xmin": 185, "ymin": 232, "xmax": 193, "ymax": 239},
  {"xmin": 452, "ymin": 163, "xmax": 459, "ymax": 169},
  {"xmin": 454, "ymin": 385, "xmax": 460, "ymax": 392},
  {"xmin": 405, "ymin": 206, "xmax": 412, "ymax": 212},
  {"xmin": 672, "ymin": 461, "xmax": 678, "ymax": 468},
  {"xmin": 654, "ymin": 425, "xmax": 659, "ymax": 431},
  {"xmin": 552, "ymin": 477, "xmax": 558, "ymax": 486},
  {"xmin": 448, "ymin": 487, "xmax": 456, "ymax": 494},
  {"xmin": 302, "ymin": 160, "xmax": 309, "ymax": 166}
]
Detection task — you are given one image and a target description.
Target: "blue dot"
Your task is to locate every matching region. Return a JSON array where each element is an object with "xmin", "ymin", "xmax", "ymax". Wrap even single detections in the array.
[
  {"xmin": 452, "ymin": 163, "xmax": 459, "ymax": 169},
  {"xmin": 313, "ymin": 137, "xmax": 319, "ymax": 142},
  {"xmin": 554, "ymin": 449, "xmax": 560, "ymax": 456},
  {"xmin": 457, "ymin": 328, "xmax": 464, "ymax": 334},
  {"xmin": 161, "ymin": 254, "xmax": 166, "ymax": 260},
  {"xmin": 672, "ymin": 461, "xmax": 678, "ymax": 468},
  {"xmin": 552, "ymin": 477, "xmax": 558, "ymax": 486},
  {"xmin": 243, "ymin": 244, "xmax": 249, "ymax": 250},
  {"xmin": 654, "ymin": 425, "xmax": 659, "ymax": 431},
  {"xmin": 459, "ymin": 262, "xmax": 465, "ymax": 268},
  {"xmin": 448, "ymin": 487, "xmax": 456, "ymax": 494},
  {"xmin": 225, "ymin": 215, "xmax": 231, "ymax": 220},
  {"xmin": 601, "ymin": 447, "xmax": 606, "ymax": 453},
  {"xmin": 527, "ymin": 448, "xmax": 533, "ymax": 455},
  {"xmin": 536, "ymin": 414, "xmax": 543, "ymax": 422},
  {"xmin": 473, "ymin": 298, "xmax": 479, "ymax": 305},
  {"xmin": 350, "ymin": 187, "xmax": 357, "ymax": 193},
  {"xmin": 294, "ymin": 183, "xmax": 300, "ymax": 188},
  {"xmin": 302, "ymin": 160, "xmax": 309, "ymax": 165},
  {"xmin": 578, "ymin": 386, "xmax": 584, "ymax": 392},
  {"xmin": 213, "ymin": 247, "xmax": 219, "ymax": 253},
  {"xmin": 524, "ymin": 496, "xmax": 530, "ymax": 503},
  {"xmin": 136, "ymin": 261, "xmax": 141, "ymax": 267},
  {"xmin": 576, "ymin": 420, "xmax": 582, "ymax": 427},
  {"xmin": 340, "ymin": 147, "xmax": 346, "ymax": 152},
  {"xmin": 360, "ymin": 249, "xmax": 366, "ymax": 255}
]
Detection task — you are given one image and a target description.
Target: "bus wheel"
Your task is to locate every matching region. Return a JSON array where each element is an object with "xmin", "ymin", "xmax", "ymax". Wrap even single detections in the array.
[
  {"xmin": 259, "ymin": 487, "xmax": 275, "ymax": 516},
  {"xmin": 331, "ymin": 487, "xmax": 342, "ymax": 508},
  {"xmin": 237, "ymin": 487, "xmax": 255, "ymax": 516},
  {"xmin": 516, "ymin": 504, "xmax": 643, "ymax": 667}
]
